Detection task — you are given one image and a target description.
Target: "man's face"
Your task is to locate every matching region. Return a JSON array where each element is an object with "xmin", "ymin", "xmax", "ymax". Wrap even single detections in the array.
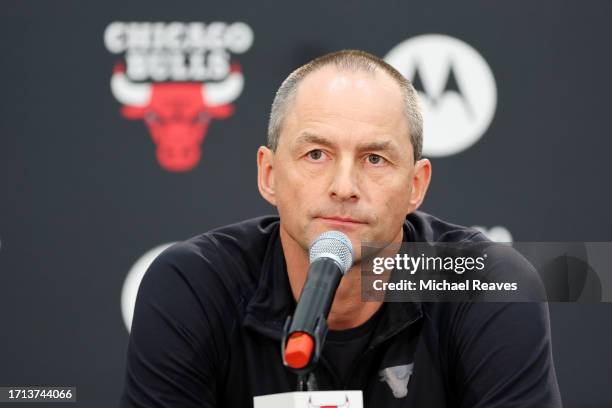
[{"xmin": 258, "ymin": 66, "xmax": 429, "ymax": 262}]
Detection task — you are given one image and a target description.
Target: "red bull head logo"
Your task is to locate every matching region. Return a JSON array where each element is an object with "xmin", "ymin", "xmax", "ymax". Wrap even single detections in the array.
[{"xmin": 110, "ymin": 63, "xmax": 243, "ymax": 172}]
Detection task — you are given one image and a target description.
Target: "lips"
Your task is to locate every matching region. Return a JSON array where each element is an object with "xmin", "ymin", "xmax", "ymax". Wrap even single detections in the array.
[{"xmin": 317, "ymin": 216, "xmax": 367, "ymax": 225}]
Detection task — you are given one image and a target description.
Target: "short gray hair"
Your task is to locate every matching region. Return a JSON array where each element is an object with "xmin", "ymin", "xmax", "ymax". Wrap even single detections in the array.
[{"xmin": 267, "ymin": 50, "xmax": 423, "ymax": 161}]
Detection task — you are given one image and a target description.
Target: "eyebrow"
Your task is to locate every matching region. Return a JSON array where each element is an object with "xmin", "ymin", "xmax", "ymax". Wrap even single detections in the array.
[
  {"xmin": 356, "ymin": 140, "xmax": 394, "ymax": 152},
  {"xmin": 293, "ymin": 132, "xmax": 400, "ymax": 154},
  {"xmin": 293, "ymin": 132, "xmax": 337, "ymax": 150}
]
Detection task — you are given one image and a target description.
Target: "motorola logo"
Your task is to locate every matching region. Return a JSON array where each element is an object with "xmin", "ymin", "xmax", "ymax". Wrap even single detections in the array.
[
  {"xmin": 385, "ymin": 34, "xmax": 497, "ymax": 157},
  {"xmin": 121, "ymin": 242, "xmax": 176, "ymax": 332}
]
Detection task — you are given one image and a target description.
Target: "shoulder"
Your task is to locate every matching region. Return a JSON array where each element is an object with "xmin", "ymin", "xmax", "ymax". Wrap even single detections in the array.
[
  {"xmin": 406, "ymin": 211, "xmax": 488, "ymax": 244},
  {"xmin": 164, "ymin": 215, "xmax": 279, "ymax": 266},
  {"xmin": 141, "ymin": 215, "xmax": 280, "ymax": 312},
  {"xmin": 159, "ymin": 215, "xmax": 279, "ymax": 272},
  {"xmin": 406, "ymin": 214, "xmax": 560, "ymax": 403},
  {"xmin": 408, "ymin": 211, "xmax": 542, "ymax": 297}
]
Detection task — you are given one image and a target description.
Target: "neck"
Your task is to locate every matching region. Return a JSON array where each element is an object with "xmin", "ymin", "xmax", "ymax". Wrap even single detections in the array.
[{"xmin": 280, "ymin": 225, "xmax": 404, "ymax": 330}]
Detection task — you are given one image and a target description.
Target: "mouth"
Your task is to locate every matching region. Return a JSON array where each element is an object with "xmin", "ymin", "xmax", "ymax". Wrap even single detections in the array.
[{"xmin": 315, "ymin": 216, "xmax": 368, "ymax": 226}]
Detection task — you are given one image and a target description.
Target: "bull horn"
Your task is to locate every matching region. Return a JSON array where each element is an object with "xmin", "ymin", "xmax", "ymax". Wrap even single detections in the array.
[
  {"xmin": 204, "ymin": 70, "xmax": 244, "ymax": 106},
  {"xmin": 111, "ymin": 67, "xmax": 152, "ymax": 107}
]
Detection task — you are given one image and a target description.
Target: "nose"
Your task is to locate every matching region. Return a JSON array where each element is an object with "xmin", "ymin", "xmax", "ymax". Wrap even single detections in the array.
[
  {"xmin": 156, "ymin": 144, "xmax": 201, "ymax": 172},
  {"xmin": 329, "ymin": 158, "xmax": 359, "ymax": 202}
]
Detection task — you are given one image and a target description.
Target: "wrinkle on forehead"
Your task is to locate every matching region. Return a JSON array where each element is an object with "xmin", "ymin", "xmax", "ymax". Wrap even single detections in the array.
[
  {"xmin": 298, "ymin": 68, "xmax": 402, "ymax": 117},
  {"xmin": 280, "ymin": 67, "xmax": 410, "ymax": 150},
  {"xmin": 298, "ymin": 66, "xmax": 401, "ymax": 102},
  {"xmin": 325, "ymin": 73, "xmax": 374, "ymax": 94}
]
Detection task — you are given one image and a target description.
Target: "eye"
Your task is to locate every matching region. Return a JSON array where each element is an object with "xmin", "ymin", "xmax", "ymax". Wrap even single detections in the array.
[
  {"xmin": 144, "ymin": 111, "xmax": 161, "ymax": 124},
  {"xmin": 366, "ymin": 154, "xmax": 386, "ymax": 165},
  {"xmin": 306, "ymin": 149, "xmax": 326, "ymax": 161},
  {"xmin": 193, "ymin": 111, "xmax": 210, "ymax": 124}
]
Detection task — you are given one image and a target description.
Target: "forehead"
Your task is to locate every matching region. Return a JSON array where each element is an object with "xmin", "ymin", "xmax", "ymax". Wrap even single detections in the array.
[{"xmin": 281, "ymin": 66, "xmax": 410, "ymax": 151}]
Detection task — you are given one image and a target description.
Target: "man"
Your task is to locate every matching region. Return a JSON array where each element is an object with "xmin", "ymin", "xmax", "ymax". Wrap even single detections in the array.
[{"xmin": 119, "ymin": 50, "xmax": 562, "ymax": 407}]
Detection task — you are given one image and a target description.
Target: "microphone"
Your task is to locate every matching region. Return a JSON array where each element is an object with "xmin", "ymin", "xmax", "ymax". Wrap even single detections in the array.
[{"xmin": 282, "ymin": 231, "xmax": 354, "ymax": 372}]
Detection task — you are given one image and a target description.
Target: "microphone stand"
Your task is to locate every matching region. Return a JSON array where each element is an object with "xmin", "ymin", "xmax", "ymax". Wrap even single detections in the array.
[{"xmin": 255, "ymin": 232, "xmax": 365, "ymax": 407}]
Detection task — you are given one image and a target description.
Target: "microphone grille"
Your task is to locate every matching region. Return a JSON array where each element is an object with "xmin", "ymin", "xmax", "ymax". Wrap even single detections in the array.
[{"xmin": 309, "ymin": 231, "xmax": 354, "ymax": 274}]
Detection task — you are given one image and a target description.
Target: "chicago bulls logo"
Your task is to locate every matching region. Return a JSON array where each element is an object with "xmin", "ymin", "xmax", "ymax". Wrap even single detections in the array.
[
  {"xmin": 105, "ymin": 21, "xmax": 253, "ymax": 172},
  {"xmin": 307, "ymin": 395, "xmax": 349, "ymax": 408},
  {"xmin": 110, "ymin": 62, "xmax": 243, "ymax": 172}
]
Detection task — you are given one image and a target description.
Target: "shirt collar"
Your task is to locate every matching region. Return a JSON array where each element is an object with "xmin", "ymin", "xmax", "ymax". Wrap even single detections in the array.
[{"xmin": 243, "ymin": 219, "xmax": 423, "ymax": 343}]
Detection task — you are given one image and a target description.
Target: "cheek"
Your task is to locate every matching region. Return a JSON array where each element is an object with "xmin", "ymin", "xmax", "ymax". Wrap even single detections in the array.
[
  {"xmin": 276, "ymin": 161, "xmax": 329, "ymax": 199},
  {"xmin": 273, "ymin": 165, "xmax": 318, "ymax": 222},
  {"xmin": 364, "ymin": 176, "xmax": 412, "ymax": 231},
  {"xmin": 366, "ymin": 172, "xmax": 412, "ymax": 209},
  {"xmin": 382, "ymin": 193, "xmax": 410, "ymax": 221},
  {"xmin": 273, "ymin": 166, "xmax": 329, "ymax": 250},
  {"xmin": 276, "ymin": 167, "xmax": 310, "ymax": 201}
]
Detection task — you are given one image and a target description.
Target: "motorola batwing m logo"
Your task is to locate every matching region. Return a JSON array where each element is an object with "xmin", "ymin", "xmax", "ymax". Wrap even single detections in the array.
[
  {"xmin": 121, "ymin": 242, "xmax": 175, "ymax": 332},
  {"xmin": 105, "ymin": 22, "xmax": 253, "ymax": 172},
  {"xmin": 385, "ymin": 34, "xmax": 497, "ymax": 157}
]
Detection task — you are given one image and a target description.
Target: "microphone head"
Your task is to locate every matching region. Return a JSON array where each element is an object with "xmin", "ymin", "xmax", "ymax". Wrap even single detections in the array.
[{"xmin": 309, "ymin": 231, "xmax": 354, "ymax": 275}]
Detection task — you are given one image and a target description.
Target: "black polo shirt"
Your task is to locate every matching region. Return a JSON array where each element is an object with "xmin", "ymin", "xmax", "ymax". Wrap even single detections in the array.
[{"xmin": 119, "ymin": 211, "xmax": 562, "ymax": 407}]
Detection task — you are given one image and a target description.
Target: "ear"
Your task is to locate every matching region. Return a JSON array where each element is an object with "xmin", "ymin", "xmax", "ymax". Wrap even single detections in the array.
[
  {"xmin": 407, "ymin": 158, "xmax": 432, "ymax": 212},
  {"xmin": 257, "ymin": 146, "xmax": 277, "ymax": 206}
]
